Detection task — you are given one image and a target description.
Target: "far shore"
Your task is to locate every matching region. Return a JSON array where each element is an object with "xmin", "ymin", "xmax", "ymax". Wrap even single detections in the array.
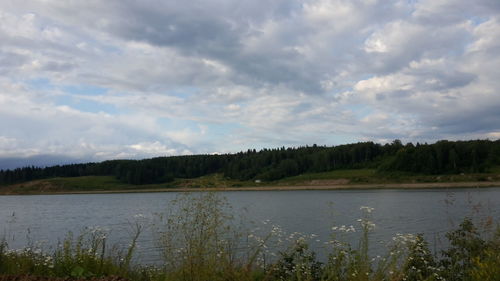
[{"xmin": 2, "ymin": 181, "xmax": 500, "ymax": 195}]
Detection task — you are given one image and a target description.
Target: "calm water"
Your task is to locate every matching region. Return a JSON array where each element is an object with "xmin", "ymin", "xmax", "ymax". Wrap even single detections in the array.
[{"xmin": 1, "ymin": 187, "xmax": 499, "ymax": 263}]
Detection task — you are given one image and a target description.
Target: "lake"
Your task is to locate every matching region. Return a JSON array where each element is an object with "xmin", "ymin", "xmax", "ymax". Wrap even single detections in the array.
[{"xmin": 1, "ymin": 187, "xmax": 499, "ymax": 264}]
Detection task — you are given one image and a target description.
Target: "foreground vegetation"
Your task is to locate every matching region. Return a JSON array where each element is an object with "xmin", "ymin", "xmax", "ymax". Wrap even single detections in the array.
[
  {"xmin": 1, "ymin": 140, "xmax": 500, "ymax": 188},
  {"xmin": 1, "ymin": 193, "xmax": 499, "ymax": 280}
]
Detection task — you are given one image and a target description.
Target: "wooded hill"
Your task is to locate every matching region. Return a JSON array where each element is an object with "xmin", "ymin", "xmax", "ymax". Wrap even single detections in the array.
[{"xmin": 1, "ymin": 139, "xmax": 499, "ymax": 186}]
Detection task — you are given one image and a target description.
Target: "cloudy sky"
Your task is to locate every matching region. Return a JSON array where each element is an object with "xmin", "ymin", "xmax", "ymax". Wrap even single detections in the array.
[{"xmin": 1, "ymin": 0, "xmax": 500, "ymax": 167}]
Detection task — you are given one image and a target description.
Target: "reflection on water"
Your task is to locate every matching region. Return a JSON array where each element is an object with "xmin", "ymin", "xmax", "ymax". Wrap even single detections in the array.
[{"xmin": 1, "ymin": 187, "xmax": 499, "ymax": 264}]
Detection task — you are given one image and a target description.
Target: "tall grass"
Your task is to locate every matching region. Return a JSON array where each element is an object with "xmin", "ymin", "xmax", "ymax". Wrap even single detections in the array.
[
  {"xmin": 0, "ymin": 229, "xmax": 129, "ymax": 278},
  {"xmin": 153, "ymin": 192, "xmax": 256, "ymax": 281},
  {"xmin": 1, "ymin": 192, "xmax": 499, "ymax": 280}
]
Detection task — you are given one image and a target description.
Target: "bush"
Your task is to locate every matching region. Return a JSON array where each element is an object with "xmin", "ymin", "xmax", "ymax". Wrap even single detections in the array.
[{"xmin": 270, "ymin": 239, "xmax": 322, "ymax": 281}]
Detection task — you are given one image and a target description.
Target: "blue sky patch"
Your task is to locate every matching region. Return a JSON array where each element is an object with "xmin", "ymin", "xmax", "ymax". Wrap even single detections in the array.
[{"xmin": 62, "ymin": 84, "xmax": 108, "ymax": 96}]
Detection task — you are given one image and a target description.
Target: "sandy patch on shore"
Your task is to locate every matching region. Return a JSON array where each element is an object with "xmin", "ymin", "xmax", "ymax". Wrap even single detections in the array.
[
  {"xmin": 308, "ymin": 179, "xmax": 350, "ymax": 185},
  {"xmin": 2, "ymin": 181, "xmax": 498, "ymax": 195}
]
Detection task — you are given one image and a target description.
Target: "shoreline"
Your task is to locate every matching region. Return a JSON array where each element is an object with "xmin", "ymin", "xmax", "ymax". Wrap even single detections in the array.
[{"xmin": 2, "ymin": 181, "xmax": 500, "ymax": 195}]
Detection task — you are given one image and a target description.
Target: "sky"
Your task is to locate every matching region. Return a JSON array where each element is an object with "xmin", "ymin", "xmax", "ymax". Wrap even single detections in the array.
[{"xmin": 1, "ymin": 0, "xmax": 500, "ymax": 168}]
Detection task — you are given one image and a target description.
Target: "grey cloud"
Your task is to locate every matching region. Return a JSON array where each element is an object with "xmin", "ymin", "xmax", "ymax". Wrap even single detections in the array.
[
  {"xmin": 402, "ymin": 68, "xmax": 476, "ymax": 92},
  {"xmin": 425, "ymin": 71, "xmax": 476, "ymax": 91},
  {"xmin": 362, "ymin": 23, "xmax": 472, "ymax": 75},
  {"xmin": 413, "ymin": 0, "xmax": 500, "ymax": 25},
  {"xmin": 18, "ymin": 0, "xmax": 399, "ymax": 94},
  {"xmin": 425, "ymin": 103, "xmax": 500, "ymax": 135},
  {"xmin": 3, "ymin": 0, "xmax": 494, "ymax": 95},
  {"xmin": 41, "ymin": 60, "xmax": 77, "ymax": 72},
  {"xmin": 0, "ymin": 51, "xmax": 28, "ymax": 74}
]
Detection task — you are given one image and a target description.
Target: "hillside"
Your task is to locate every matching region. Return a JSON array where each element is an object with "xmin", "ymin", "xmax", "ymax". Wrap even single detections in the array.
[
  {"xmin": 2, "ymin": 167, "xmax": 500, "ymax": 195},
  {"xmin": 1, "ymin": 140, "xmax": 500, "ymax": 190}
]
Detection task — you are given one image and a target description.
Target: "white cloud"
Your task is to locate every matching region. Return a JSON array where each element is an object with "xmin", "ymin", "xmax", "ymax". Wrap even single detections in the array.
[
  {"xmin": 128, "ymin": 141, "xmax": 180, "ymax": 156},
  {"xmin": 0, "ymin": 0, "xmax": 499, "ymax": 165},
  {"xmin": 0, "ymin": 78, "xmax": 193, "ymax": 160}
]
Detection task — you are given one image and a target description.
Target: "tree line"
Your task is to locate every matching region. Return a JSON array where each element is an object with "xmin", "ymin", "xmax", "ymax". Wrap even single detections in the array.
[{"xmin": 1, "ymin": 139, "xmax": 499, "ymax": 185}]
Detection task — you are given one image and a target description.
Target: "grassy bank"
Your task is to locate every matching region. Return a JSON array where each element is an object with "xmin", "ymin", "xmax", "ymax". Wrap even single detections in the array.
[
  {"xmin": 1, "ymin": 192, "xmax": 499, "ymax": 281},
  {"xmin": 277, "ymin": 167, "xmax": 500, "ymax": 185},
  {"xmin": 0, "ymin": 174, "xmax": 255, "ymax": 195},
  {"xmin": 1, "ymin": 168, "xmax": 500, "ymax": 195}
]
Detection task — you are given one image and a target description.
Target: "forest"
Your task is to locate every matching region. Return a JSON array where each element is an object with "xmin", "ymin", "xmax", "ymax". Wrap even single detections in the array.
[{"xmin": 1, "ymin": 139, "xmax": 499, "ymax": 186}]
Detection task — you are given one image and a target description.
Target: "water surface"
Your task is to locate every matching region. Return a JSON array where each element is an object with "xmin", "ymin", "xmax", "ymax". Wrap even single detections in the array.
[{"xmin": 1, "ymin": 188, "xmax": 499, "ymax": 263}]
